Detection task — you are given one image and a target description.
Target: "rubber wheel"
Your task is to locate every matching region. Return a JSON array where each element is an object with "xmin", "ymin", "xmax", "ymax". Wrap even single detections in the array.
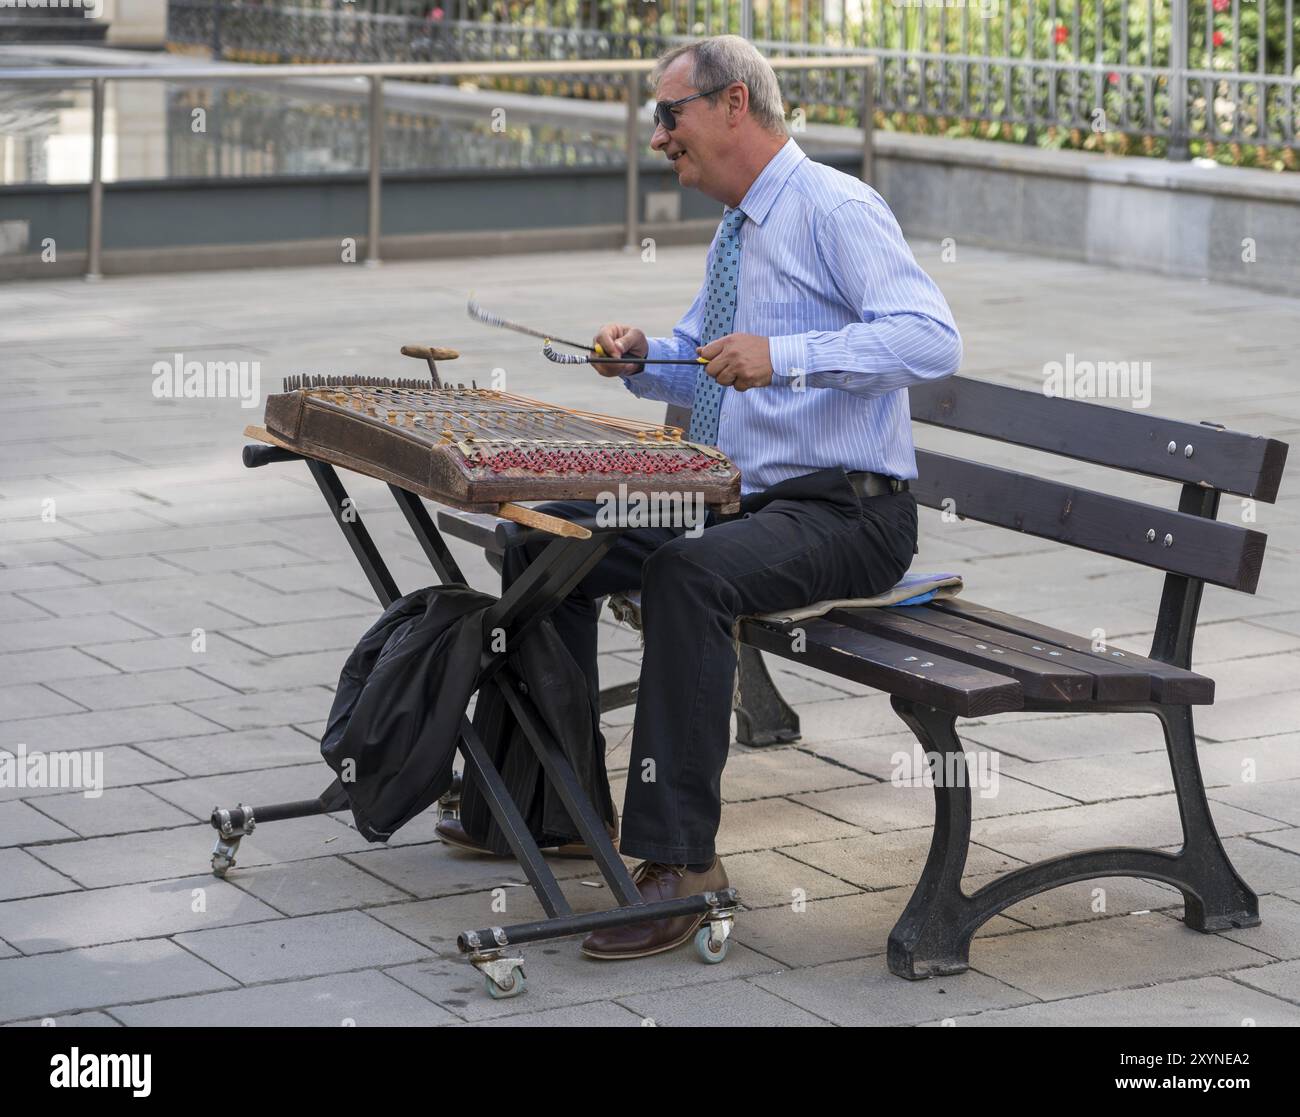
[
  {"xmin": 695, "ymin": 924, "xmax": 729, "ymax": 964},
  {"xmin": 484, "ymin": 968, "xmax": 526, "ymax": 1000}
]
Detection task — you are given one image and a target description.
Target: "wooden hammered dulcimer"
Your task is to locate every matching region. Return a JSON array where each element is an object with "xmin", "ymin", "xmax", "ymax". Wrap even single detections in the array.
[{"xmin": 246, "ymin": 374, "xmax": 741, "ymax": 516}]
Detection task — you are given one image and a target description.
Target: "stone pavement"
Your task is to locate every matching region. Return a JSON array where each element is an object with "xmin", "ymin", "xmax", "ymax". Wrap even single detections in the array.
[{"xmin": 1, "ymin": 241, "xmax": 1298, "ymax": 1027}]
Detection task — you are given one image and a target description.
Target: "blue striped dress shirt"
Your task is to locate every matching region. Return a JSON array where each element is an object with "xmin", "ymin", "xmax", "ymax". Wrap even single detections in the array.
[{"xmin": 621, "ymin": 138, "xmax": 962, "ymax": 494}]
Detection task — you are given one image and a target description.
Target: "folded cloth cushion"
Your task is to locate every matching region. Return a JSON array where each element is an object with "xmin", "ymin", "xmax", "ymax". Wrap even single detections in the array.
[{"xmin": 750, "ymin": 572, "xmax": 964, "ymax": 625}]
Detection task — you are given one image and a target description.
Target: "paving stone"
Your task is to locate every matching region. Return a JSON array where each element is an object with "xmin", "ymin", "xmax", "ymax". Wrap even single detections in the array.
[
  {"xmin": 384, "ymin": 939, "xmax": 781, "ymax": 1023},
  {"xmin": 145, "ymin": 761, "xmax": 337, "ymax": 818},
  {"xmin": 57, "ymin": 555, "xmax": 191, "ymax": 585},
  {"xmin": 969, "ymin": 910, "xmax": 1273, "ymax": 1000},
  {"xmin": 0, "ymin": 647, "xmax": 120, "ymax": 687},
  {"xmin": 0, "ymin": 565, "xmax": 91, "ymax": 594},
  {"xmin": 1207, "ymin": 652, "xmax": 1300, "ymax": 698},
  {"xmin": 464, "ymin": 1001, "xmax": 645, "ymax": 1027},
  {"xmin": 784, "ymin": 694, "xmax": 900, "ymax": 745},
  {"xmin": 1229, "ymin": 959, "xmax": 1300, "ymax": 1005},
  {"xmin": 178, "ymin": 686, "xmax": 335, "ymax": 731},
  {"xmin": 0, "ymin": 596, "xmax": 52, "ymax": 623},
  {"xmin": 0, "ymin": 939, "xmax": 236, "ymax": 1023},
  {"xmin": 173, "ymin": 910, "xmax": 431, "ymax": 983},
  {"xmin": 0, "ymin": 684, "xmax": 84, "ymax": 721},
  {"xmin": 111, "ymin": 969, "xmax": 459, "ymax": 1027},
  {"xmin": 736, "ymin": 884, "xmax": 1019, "ymax": 969},
  {"xmin": 1252, "ymin": 827, "xmax": 1300, "ymax": 856},
  {"xmin": 45, "ymin": 668, "xmax": 237, "ymax": 712},
  {"xmin": 344, "ymin": 841, "xmax": 593, "ymax": 902},
  {"xmin": 1196, "ymin": 692, "xmax": 1300, "ymax": 743},
  {"xmin": 190, "ymin": 650, "xmax": 348, "ymax": 693},
  {"xmin": 1197, "ymin": 733, "xmax": 1300, "ymax": 786},
  {"xmin": 0, "ymin": 611, "xmax": 156, "ymax": 655},
  {"xmin": 1220, "ymin": 836, "xmax": 1300, "ymax": 893},
  {"xmin": 720, "ymin": 745, "xmax": 868, "ymax": 803},
  {"xmin": 961, "ymin": 713, "xmax": 1167, "ymax": 762},
  {"xmin": 751, "ymin": 956, "xmax": 1036, "ymax": 1026},
  {"xmin": 0, "ymin": 848, "xmax": 80, "ymax": 902},
  {"xmin": 1215, "ymin": 895, "xmax": 1300, "ymax": 961},
  {"xmin": 219, "ymin": 617, "xmax": 375, "ymax": 657},
  {"xmin": 81, "ymin": 632, "xmax": 259, "ymax": 673},
  {"xmin": 1, "ymin": 705, "xmax": 223, "ymax": 750},
  {"xmin": 0, "ymin": 874, "xmax": 280, "ymax": 954},
  {"xmin": 4, "ymin": 1011, "xmax": 121, "ymax": 1027},
  {"xmin": 714, "ymin": 797, "xmax": 863, "ymax": 857},
  {"xmin": 133, "ymin": 726, "xmax": 321, "ymax": 777},
  {"xmin": 799, "ymin": 730, "xmax": 928, "ymax": 780},
  {"xmin": 29, "ymin": 815, "xmax": 367, "ymax": 888},
  {"xmin": 0, "ymin": 745, "xmax": 182, "ymax": 803},
  {"xmin": 971, "ymin": 796, "xmax": 1284, "ymax": 863},
  {"xmin": 780, "ymin": 829, "xmax": 1020, "ymax": 891},
  {"xmin": 22, "ymin": 786, "xmax": 193, "ymax": 838},
  {"xmin": 918, "ymin": 975, "xmax": 1300, "ymax": 1027},
  {"xmin": 619, "ymin": 977, "xmax": 832, "ymax": 1027},
  {"xmin": 999, "ymin": 876, "xmax": 1184, "ymax": 929},
  {"xmin": 1209, "ymin": 778, "xmax": 1300, "ymax": 829},
  {"xmin": 228, "ymin": 857, "xmax": 413, "ymax": 915},
  {"xmin": 0, "ymin": 800, "xmax": 78, "ymax": 846},
  {"xmin": 723, "ymin": 848, "xmax": 860, "ymax": 910},
  {"xmin": 794, "ymin": 772, "xmax": 1074, "ymax": 834}
]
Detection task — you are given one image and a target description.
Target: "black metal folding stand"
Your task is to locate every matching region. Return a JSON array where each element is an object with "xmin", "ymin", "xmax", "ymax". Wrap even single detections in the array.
[{"xmin": 209, "ymin": 442, "xmax": 740, "ymax": 999}]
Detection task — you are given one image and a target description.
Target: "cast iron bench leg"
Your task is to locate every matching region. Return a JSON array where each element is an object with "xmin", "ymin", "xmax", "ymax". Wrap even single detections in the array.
[
  {"xmin": 1157, "ymin": 702, "xmax": 1260, "ymax": 932},
  {"xmin": 733, "ymin": 644, "xmax": 801, "ymax": 746},
  {"xmin": 884, "ymin": 697, "xmax": 1261, "ymax": 980}
]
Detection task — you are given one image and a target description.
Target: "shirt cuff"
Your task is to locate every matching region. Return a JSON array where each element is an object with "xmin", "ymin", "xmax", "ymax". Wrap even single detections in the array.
[{"xmin": 768, "ymin": 333, "xmax": 811, "ymax": 386}]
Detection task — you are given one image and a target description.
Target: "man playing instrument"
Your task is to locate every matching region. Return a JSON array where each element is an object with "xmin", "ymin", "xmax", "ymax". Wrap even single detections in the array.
[{"xmin": 438, "ymin": 34, "xmax": 962, "ymax": 960}]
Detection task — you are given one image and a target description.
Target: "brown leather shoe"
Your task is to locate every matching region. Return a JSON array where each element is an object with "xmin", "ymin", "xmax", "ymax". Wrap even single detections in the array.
[
  {"xmin": 435, "ymin": 816, "xmax": 619, "ymax": 859},
  {"xmin": 581, "ymin": 857, "xmax": 729, "ymax": 960}
]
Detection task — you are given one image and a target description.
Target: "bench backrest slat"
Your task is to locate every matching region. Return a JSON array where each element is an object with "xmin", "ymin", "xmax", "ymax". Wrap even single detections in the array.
[
  {"xmin": 912, "ymin": 449, "xmax": 1268, "ymax": 592},
  {"xmin": 910, "ymin": 376, "xmax": 1288, "ymax": 502}
]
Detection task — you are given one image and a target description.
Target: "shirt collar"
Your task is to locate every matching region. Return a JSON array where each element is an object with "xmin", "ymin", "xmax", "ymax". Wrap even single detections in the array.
[{"xmin": 735, "ymin": 137, "xmax": 806, "ymax": 227}]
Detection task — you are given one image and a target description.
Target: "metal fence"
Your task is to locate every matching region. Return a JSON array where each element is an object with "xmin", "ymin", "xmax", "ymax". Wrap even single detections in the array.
[
  {"xmin": 0, "ymin": 55, "xmax": 873, "ymax": 278},
  {"xmin": 168, "ymin": 0, "xmax": 1300, "ymax": 162}
]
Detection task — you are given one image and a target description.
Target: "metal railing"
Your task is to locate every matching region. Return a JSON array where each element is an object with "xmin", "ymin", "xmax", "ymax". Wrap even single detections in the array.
[
  {"xmin": 0, "ymin": 55, "xmax": 875, "ymax": 279},
  {"xmin": 167, "ymin": 0, "xmax": 1300, "ymax": 162}
]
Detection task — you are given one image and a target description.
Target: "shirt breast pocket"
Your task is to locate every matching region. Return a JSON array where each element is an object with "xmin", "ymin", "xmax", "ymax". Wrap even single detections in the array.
[{"xmin": 753, "ymin": 300, "xmax": 801, "ymax": 333}]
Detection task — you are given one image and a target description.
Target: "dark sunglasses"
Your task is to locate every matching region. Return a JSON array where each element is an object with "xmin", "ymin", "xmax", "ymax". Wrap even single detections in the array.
[{"xmin": 652, "ymin": 84, "xmax": 730, "ymax": 131}]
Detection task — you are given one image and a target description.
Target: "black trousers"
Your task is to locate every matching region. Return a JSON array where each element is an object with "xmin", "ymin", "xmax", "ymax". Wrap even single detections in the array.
[{"xmin": 501, "ymin": 466, "xmax": 918, "ymax": 863}]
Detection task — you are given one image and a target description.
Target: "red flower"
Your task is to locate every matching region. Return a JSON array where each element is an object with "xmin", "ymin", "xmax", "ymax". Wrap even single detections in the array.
[
  {"xmin": 1213, "ymin": 0, "xmax": 1229, "ymax": 10},
  {"xmin": 1054, "ymin": 24, "xmax": 1069, "ymax": 45},
  {"xmin": 1108, "ymin": 71, "xmax": 1120, "ymax": 85},
  {"xmin": 1213, "ymin": 30, "xmax": 1225, "ymax": 46}
]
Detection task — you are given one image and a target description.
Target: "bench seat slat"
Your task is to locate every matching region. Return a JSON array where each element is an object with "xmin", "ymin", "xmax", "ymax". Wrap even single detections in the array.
[
  {"xmin": 926, "ymin": 599, "xmax": 1215, "ymax": 704},
  {"xmin": 827, "ymin": 607, "xmax": 1094, "ymax": 703},
  {"xmin": 893, "ymin": 603, "xmax": 1152, "ymax": 703},
  {"xmin": 738, "ymin": 616, "xmax": 1023, "ymax": 718},
  {"xmin": 437, "ymin": 508, "xmax": 506, "ymax": 554}
]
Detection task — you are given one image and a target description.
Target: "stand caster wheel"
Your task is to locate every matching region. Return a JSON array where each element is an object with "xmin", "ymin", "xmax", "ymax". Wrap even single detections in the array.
[
  {"xmin": 470, "ymin": 951, "xmax": 527, "ymax": 1000},
  {"xmin": 484, "ymin": 964, "xmax": 526, "ymax": 1000},
  {"xmin": 695, "ymin": 918, "xmax": 732, "ymax": 964},
  {"xmin": 211, "ymin": 837, "xmax": 240, "ymax": 878}
]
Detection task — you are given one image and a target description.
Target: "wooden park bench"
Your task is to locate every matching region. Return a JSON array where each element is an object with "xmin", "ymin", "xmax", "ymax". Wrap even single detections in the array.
[{"xmin": 438, "ymin": 374, "xmax": 1289, "ymax": 980}]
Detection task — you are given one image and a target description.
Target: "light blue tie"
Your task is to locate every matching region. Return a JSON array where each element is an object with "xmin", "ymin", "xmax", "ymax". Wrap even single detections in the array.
[{"xmin": 686, "ymin": 206, "xmax": 746, "ymax": 446}]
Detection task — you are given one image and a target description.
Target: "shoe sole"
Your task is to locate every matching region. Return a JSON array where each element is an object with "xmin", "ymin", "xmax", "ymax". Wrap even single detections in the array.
[{"xmin": 579, "ymin": 915, "xmax": 707, "ymax": 961}]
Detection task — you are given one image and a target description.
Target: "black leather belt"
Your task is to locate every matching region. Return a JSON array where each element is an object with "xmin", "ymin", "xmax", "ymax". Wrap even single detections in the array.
[{"xmin": 847, "ymin": 471, "xmax": 909, "ymax": 498}]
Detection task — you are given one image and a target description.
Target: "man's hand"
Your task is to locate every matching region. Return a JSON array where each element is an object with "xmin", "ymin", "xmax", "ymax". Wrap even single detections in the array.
[
  {"xmin": 696, "ymin": 333, "xmax": 773, "ymax": 392},
  {"xmin": 592, "ymin": 323, "xmax": 648, "ymax": 377}
]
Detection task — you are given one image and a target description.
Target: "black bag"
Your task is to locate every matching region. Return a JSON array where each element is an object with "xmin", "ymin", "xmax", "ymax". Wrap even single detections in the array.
[{"xmin": 321, "ymin": 584, "xmax": 614, "ymax": 847}]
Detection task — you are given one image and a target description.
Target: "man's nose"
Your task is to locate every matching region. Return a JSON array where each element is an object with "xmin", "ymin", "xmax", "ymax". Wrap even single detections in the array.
[{"xmin": 650, "ymin": 120, "xmax": 670, "ymax": 151}]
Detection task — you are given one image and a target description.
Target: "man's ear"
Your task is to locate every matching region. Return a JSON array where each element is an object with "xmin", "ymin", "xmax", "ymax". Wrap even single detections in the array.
[{"xmin": 727, "ymin": 81, "xmax": 749, "ymax": 126}]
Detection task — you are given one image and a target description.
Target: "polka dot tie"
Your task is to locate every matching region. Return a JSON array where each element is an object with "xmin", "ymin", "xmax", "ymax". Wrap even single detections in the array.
[{"xmin": 686, "ymin": 206, "xmax": 746, "ymax": 446}]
